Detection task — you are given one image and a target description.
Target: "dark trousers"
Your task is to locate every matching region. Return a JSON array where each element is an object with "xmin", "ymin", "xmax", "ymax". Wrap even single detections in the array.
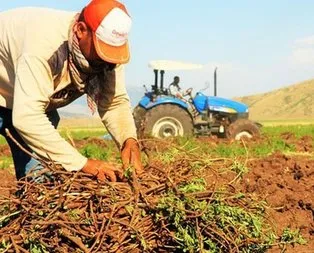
[{"xmin": 0, "ymin": 106, "xmax": 59, "ymax": 179}]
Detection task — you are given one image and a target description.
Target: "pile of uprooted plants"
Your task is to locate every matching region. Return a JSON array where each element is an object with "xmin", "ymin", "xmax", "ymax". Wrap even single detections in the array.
[{"xmin": 0, "ymin": 142, "xmax": 305, "ymax": 253}]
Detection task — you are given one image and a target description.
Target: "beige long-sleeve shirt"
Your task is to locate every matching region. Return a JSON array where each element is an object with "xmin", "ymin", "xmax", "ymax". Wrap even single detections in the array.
[{"xmin": 0, "ymin": 7, "xmax": 137, "ymax": 171}]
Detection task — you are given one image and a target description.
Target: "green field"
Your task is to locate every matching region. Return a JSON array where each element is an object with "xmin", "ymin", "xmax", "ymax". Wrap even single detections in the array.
[
  {"xmin": 1, "ymin": 124, "xmax": 312, "ymax": 170},
  {"xmin": 262, "ymin": 124, "xmax": 314, "ymax": 137},
  {"xmin": 0, "ymin": 124, "xmax": 313, "ymax": 147},
  {"xmin": 259, "ymin": 119, "xmax": 314, "ymax": 126},
  {"xmin": 0, "ymin": 137, "xmax": 5, "ymax": 145},
  {"xmin": 0, "ymin": 128, "xmax": 107, "ymax": 145}
]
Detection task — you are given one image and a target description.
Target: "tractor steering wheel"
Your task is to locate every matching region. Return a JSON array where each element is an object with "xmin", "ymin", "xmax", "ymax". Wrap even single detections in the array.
[{"xmin": 184, "ymin": 87, "xmax": 193, "ymax": 96}]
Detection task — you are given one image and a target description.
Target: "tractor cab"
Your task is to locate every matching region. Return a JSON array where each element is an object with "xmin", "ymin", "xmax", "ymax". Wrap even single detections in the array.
[{"xmin": 147, "ymin": 60, "xmax": 203, "ymax": 97}]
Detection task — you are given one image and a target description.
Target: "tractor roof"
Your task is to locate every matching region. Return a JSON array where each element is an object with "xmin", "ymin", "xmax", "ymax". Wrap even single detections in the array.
[{"xmin": 149, "ymin": 60, "xmax": 203, "ymax": 71}]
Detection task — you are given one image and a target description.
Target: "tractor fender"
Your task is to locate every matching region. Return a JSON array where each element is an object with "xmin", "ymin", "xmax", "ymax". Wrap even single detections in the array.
[
  {"xmin": 139, "ymin": 96, "xmax": 189, "ymax": 110},
  {"xmin": 253, "ymin": 121, "xmax": 263, "ymax": 128}
]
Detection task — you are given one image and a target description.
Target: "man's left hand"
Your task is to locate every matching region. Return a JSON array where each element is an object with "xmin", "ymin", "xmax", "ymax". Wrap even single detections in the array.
[{"xmin": 121, "ymin": 138, "xmax": 144, "ymax": 175}]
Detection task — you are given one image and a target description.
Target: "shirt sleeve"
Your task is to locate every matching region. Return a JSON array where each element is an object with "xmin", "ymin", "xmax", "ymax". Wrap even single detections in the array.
[
  {"xmin": 97, "ymin": 65, "xmax": 137, "ymax": 149},
  {"xmin": 12, "ymin": 54, "xmax": 87, "ymax": 171}
]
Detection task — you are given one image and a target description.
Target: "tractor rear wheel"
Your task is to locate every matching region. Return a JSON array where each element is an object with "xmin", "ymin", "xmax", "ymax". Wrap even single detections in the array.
[
  {"xmin": 143, "ymin": 104, "xmax": 193, "ymax": 138},
  {"xmin": 133, "ymin": 105, "xmax": 147, "ymax": 138},
  {"xmin": 226, "ymin": 119, "xmax": 260, "ymax": 140}
]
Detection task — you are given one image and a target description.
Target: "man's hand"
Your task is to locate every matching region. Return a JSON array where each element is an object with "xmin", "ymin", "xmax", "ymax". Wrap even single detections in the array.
[
  {"xmin": 176, "ymin": 93, "xmax": 184, "ymax": 99},
  {"xmin": 121, "ymin": 138, "xmax": 143, "ymax": 174},
  {"xmin": 81, "ymin": 159, "xmax": 119, "ymax": 182}
]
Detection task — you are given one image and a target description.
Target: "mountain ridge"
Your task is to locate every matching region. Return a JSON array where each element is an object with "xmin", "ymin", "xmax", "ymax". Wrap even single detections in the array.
[
  {"xmin": 59, "ymin": 79, "xmax": 314, "ymax": 121},
  {"xmin": 234, "ymin": 79, "xmax": 314, "ymax": 120}
]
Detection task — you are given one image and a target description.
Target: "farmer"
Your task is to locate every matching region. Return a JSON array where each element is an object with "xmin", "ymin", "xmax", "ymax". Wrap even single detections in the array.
[
  {"xmin": 0, "ymin": 0, "xmax": 143, "ymax": 181},
  {"xmin": 169, "ymin": 76, "xmax": 184, "ymax": 99}
]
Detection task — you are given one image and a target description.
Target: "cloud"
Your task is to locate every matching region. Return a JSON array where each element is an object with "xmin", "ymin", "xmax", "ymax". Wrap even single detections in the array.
[
  {"xmin": 291, "ymin": 47, "xmax": 314, "ymax": 64},
  {"xmin": 294, "ymin": 35, "xmax": 314, "ymax": 46},
  {"xmin": 291, "ymin": 35, "xmax": 314, "ymax": 65}
]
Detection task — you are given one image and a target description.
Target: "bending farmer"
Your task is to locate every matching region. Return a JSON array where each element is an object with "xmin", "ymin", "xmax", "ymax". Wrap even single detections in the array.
[{"xmin": 0, "ymin": 0, "xmax": 142, "ymax": 181}]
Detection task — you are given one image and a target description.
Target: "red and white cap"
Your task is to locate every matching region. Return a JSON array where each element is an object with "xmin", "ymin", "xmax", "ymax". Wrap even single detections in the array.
[{"xmin": 84, "ymin": 0, "xmax": 132, "ymax": 64}]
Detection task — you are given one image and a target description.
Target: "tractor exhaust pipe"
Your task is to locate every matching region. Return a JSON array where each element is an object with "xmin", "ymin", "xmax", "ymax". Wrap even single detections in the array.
[
  {"xmin": 160, "ymin": 70, "xmax": 165, "ymax": 91},
  {"xmin": 154, "ymin": 69, "xmax": 158, "ymax": 93},
  {"xmin": 214, "ymin": 67, "xmax": 217, "ymax": 96}
]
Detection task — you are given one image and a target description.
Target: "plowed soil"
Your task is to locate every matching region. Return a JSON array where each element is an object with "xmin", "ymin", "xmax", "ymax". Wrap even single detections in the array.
[
  {"xmin": 0, "ymin": 133, "xmax": 313, "ymax": 252},
  {"xmin": 243, "ymin": 152, "xmax": 314, "ymax": 252}
]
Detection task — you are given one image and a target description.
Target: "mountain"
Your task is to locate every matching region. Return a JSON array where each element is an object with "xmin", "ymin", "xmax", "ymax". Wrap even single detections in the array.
[
  {"xmin": 58, "ymin": 86, "xmax": 144, "ymax": 119},
  {"xmin": 59, "ymin": 110, "xmax": 89, "ymax": 118},
  {"xmin": 58, "ymin": 80, "xmax": 314, "ymax": 122},
  {"xmin": 58, "ymin": 102, "xmax": 92, "ymax": 118},
  {"xmin": 234, "ymin": 79, "xmax": 314, "ymax": 120}
]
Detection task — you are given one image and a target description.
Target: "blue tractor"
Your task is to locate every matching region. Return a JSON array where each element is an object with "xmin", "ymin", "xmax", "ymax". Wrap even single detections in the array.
[{"xmin": 133, "ymin": 60, "xmax": 261, "ymax": 140}]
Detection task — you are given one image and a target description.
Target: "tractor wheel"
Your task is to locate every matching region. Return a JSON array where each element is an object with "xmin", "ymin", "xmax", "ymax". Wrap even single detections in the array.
[
  {"xmin": 226, "ymin": 119, "xmax": 260, "ymax": 140},
  {"xmin": 143, "ymin": 104, "xmax": 193, "ymax": 138},
  {"xmin": 133, "ymin": 105, "xmax": 147, "ymax": 138}
]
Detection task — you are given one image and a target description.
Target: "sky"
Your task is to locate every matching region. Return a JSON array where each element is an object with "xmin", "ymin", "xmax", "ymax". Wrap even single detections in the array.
[{"xmin": 2, "ymin": 1, "xmax": 314, "ymax": 114}]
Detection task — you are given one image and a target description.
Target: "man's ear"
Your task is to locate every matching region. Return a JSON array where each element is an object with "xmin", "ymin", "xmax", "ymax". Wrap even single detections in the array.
[{"xmin": 75, "ymin": 21, "xmax": 89, "ymax": 39}]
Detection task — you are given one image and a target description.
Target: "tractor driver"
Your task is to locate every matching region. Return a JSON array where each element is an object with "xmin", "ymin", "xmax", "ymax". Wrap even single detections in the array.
[
  {"xmin": 169, "ymin": 76, "xmax": 184, "ymax": 99},
  {"xmin": 0, "ymin": 0, "xmax": 143, "ymax": 181}
]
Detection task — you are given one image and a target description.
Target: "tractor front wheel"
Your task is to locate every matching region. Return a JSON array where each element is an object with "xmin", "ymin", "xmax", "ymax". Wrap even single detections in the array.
[
  {"xmin": 226, "ymin": 119, "xmax": 260, "ymax": 140},
  {"xmin": 143, "ymin": 104, "xmax": 193, "ymax": 138}
]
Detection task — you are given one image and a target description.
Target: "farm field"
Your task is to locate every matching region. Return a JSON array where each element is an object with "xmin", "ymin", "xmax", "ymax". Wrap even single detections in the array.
[{"xmin": 0, "ymin": 124, "xmax": 313, "ymax": 252}]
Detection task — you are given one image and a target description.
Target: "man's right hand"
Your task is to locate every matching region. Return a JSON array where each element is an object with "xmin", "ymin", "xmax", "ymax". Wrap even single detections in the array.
[{"xmin": 81, "ymin": 159, "xmax": 120, "ymax": 182}]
